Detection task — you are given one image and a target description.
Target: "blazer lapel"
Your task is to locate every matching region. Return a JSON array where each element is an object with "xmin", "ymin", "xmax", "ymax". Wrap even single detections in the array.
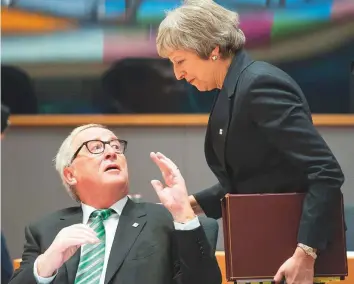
[
  {"xmin": 205, "ymin": 98, "xmax": 219, "ymax": 170},
  {"xmin": 60, "ymin": 208, "xmax": 83, "ymax": 284},
  {"xmin": 104, "ymin": 199, "xmax": 147, "ymax": 284},
  {"xmin": 205, "ymin": 75, "xmax": 227, "ymax": 173},
  {"xmin": 216, "ymin": 49, "xmax": 255, "ymax": 168}
]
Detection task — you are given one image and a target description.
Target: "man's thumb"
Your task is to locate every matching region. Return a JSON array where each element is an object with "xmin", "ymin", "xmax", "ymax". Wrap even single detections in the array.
[{"xmin": 151, "ymin": 180, "xmax": 164, "ymax": 193}]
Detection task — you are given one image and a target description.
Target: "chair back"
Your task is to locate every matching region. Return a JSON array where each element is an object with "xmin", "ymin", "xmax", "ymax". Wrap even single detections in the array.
[
  {"xmin": 198, "ymin": 215, "xmax": 219, "ymax": 252},
  {"xmin": 155, "ymin": 203, "xmax": 219, "ymax": 251},
  {"xmin": 345, "ymin": 206, "xmax": 354, "ymax": 251}
]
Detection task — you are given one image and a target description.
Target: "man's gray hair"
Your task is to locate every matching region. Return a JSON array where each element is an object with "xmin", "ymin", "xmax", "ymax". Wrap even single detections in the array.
[
  {"xmin": 53, "ymin": 124, "xmax": 106, "ymax": 202},
  {"xmin": 156, "ymin": 0, "xmax": 246, "ymax": 59}
]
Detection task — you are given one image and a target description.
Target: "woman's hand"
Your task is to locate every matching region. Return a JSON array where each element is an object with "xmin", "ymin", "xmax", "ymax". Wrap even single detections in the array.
[
  {"xmin": 189, "ymin": 195, "xmax": 204, "ymax": 215},
  {"xmin": 274, "ymin": 247, "xmax": 315, "ymax": 284}
]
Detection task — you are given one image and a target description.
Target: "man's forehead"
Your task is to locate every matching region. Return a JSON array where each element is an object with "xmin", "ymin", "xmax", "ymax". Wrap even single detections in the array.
[{"xmin": 73, "ymin": 127, "xmax": 117, "ymax": 145}]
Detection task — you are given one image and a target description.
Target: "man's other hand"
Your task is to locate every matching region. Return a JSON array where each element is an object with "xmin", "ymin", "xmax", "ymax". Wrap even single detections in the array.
[{"xmin": 37, "ymin": 224, "xmax": 99, "ymax": 277}]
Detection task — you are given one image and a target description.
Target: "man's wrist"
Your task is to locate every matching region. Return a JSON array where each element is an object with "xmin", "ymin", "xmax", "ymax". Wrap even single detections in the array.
[
  {"xmin": 172, "ymin": 208, "xmax": 196, "ymax": 223},
  {"xmin": 37, "ymin": 252, "xmax": 57, "ymax": 277},
  {"xmin": 174, "ymin": 216, "xmax": 200, "ymax": 230}
]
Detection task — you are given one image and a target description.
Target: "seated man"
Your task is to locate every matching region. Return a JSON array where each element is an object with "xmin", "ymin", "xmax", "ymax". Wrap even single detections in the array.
[{"xmin": 9, "ymin": 124, "xmax": 221, "ymax": 284}]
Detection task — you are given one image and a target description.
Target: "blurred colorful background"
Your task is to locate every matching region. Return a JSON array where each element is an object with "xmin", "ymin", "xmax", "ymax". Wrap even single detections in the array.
[{"xmin": 1, "ymin": 0, "xmax": 354, "ymax": 114}]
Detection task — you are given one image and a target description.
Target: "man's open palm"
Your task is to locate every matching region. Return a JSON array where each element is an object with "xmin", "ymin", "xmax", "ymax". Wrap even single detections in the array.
[{"xmin": 150, "ymin": 152, "xmax": 193, "ymax": 222}]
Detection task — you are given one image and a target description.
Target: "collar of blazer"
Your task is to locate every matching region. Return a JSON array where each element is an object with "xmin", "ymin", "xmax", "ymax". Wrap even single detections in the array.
[{"xmin": 223, "ymin": 49, "xmax": 255, "ymax": 98}]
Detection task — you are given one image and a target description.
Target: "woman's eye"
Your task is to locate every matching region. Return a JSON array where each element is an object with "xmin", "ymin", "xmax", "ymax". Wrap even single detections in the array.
[{"xmin": 177, "ymin": 60, "xmax": 184, "ymax": 65}]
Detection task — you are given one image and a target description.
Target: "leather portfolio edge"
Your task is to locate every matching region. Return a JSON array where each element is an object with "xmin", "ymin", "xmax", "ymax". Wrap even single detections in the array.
[
  {"xmin": 221, "ymin": 193, "xmax": 349, "ymax": 282},
  {"xmin": 337, "ymin": 193, "xmax": 349, "ymax": 279},
  {"xmin": 222, "ymin": 194, "xmax": 233, "ymax": 278}
]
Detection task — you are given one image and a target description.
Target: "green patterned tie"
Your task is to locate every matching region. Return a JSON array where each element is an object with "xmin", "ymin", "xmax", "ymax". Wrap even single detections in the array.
[{"xmin": 74, "ymin": 209, "xmax": 115, "ymax": 284}]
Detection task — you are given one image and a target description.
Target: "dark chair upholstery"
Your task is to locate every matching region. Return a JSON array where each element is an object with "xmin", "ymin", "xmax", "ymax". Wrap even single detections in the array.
[
  {"xmin": 345, "ymin": 206, "xmax": 354, "ymax": 251},
  {"xmin": 155, "ymin": 203, "xmax": 219, "ymax": 252},
  {"xmin": 198, "ymin": 216, "xmax": 219, "ymax": 253}
]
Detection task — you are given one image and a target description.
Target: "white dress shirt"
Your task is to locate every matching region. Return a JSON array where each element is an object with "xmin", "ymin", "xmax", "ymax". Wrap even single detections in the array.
[{"xmin": 33, "ymin": 198, "xmax": 200, "ymax": 284}]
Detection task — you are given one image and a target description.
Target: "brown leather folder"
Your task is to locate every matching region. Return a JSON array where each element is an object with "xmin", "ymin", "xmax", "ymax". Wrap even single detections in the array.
[{"xmin": 221, "ymin": 193, "xmax": 348, "ymax": 282}]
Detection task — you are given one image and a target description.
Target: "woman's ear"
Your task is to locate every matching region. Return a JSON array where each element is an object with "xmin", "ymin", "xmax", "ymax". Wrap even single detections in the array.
[
  {"xmin": 210, "ymin": 46, "xmax": 220, "ymax": 59},
  {"xmin": 63, "ymin": 167, "xmax": 77, "ymax": 186}
]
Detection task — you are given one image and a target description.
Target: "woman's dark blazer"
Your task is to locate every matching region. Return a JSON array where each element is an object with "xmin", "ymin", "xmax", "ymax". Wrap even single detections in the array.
[{"xmin": 193, "ymin": 49, "xmax": 344, "ymax": 251}]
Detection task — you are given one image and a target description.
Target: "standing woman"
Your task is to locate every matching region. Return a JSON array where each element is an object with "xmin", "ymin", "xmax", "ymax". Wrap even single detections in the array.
[{"xmin": 155, "ymin": 0, "xmax": 345, "ymax": 283}]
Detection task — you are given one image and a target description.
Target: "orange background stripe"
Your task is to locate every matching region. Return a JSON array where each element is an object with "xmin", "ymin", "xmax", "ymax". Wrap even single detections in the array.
[{"xmin": 1, "ymin": 8, "xmax": 75, "ymax": 33}]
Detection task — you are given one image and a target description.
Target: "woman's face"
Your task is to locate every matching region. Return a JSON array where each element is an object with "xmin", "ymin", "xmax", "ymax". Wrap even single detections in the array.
[{"xmin": 168, "ymin": 49, "xmax": 219, "ymax": 91}]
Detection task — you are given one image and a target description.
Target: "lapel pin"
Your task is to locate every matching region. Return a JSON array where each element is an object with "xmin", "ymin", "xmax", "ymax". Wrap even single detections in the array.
[
  {"xmin": 132, "ymin": 222, "xmax": 139, "ymax": 228},
  {"xmin": 219, "ymin": 129, "xmax": 223, "ymax": 135}
]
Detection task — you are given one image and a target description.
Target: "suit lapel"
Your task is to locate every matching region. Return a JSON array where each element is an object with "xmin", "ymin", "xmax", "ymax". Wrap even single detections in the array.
[
  {"xmin": 210, "ymin": 50, "xmax": 255, "ymax": 169},
  {"xmin": 60, "ymin": 208, "xmax": 83, "ymax": 284},
  {"xmin": 104, "ymin": 199, "xmax": 147, "ymax": 284},
  {"xmin": 205, "ymin": 91, "xmax": 220, "ymax": 171}
]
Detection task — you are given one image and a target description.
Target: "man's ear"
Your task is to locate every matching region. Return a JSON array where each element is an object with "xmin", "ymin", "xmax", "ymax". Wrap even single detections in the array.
[{"xmin": 63, "ymin": 167, "xmax": 77, "ymax": 186}]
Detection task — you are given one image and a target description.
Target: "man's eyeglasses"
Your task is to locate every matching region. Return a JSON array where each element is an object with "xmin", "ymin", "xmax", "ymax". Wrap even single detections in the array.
[{"xmin": 71, "ymin": 139, "xmax": 128, "ymax": 162}]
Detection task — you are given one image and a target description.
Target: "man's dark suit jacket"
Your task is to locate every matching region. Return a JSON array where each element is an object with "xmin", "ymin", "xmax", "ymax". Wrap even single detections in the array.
[
  {"xmin": 9, "ymin": 199, "xmax": 221, "ymax": 284},
  {"xmin": 194, "ymin": 49, "xmax": 344, "ymax": 251}
]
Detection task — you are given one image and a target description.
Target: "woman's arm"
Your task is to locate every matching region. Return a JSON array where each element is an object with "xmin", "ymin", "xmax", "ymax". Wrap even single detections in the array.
[
  {"xmin": 248, "ymin": 71, "xmax": 344, "ymax": 251},
  {"xmin": 192, "ymin": 182, "xmax": 227, "ymax": 219}
]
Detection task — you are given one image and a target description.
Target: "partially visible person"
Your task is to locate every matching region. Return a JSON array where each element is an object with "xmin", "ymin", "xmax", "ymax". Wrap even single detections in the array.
[
  {"xmin": 1, "ymin": 66, "xmax": 38, "ymax": 114},
  {"xmin": 1, "ymin": 103, "xmax": 14, "ymax": 284},
  {"xmin": 1, "ymin": 232, "xmax": 14, "ymax": 284},
  {"xmin": 100, "ymin": 58, "xmax": 185, "ymax": 113},
  {"xmin": 156, "ymin": 1, "xmax": 344, "ymax": 283},
  {"xmin": 9, "ymin": 124, "xmax": 221, "ymax": 284},
  {"xmin": 1, "ymin": 103, "xmax": 11, "ymax": 136},
  {"xmin": 1, "ymin": 232, "xmax": 13, "ymax": 284}
]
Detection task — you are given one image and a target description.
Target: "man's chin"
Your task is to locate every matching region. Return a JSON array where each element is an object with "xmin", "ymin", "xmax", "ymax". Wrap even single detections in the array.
[{"xmin": 103, "ymin": 177, "xmax": 128, "ymax": 190}]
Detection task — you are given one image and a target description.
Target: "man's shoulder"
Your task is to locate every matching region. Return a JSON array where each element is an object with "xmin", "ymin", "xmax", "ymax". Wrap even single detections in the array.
[
  {"xmin": 136, "ymin": 202, "xmax": 170, "ymax": 214},
  {"xmin": 135, "ymin": 202, "xmax": 173, "ymax": 222},
  {"xmin": 28, "ymin": 206, "xmax": 81, "ymax": 229}
]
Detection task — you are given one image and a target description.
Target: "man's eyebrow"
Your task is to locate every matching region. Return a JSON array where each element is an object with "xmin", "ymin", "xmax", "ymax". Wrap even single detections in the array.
[{"xmin": 85, "ymin": 136, "xmax": 118, "ymax": 141}]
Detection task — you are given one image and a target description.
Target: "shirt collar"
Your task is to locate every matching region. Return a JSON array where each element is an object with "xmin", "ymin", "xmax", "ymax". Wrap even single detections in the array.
[{"xmin": 81, "ymin": 196, "xmax": 128, "ymax": 224}]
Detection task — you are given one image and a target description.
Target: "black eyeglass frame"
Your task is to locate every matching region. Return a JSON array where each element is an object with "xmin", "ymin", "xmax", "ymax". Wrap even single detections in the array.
[{"xmin": 71, "ymin": 139, "xmax": 128, "ymax": 163}]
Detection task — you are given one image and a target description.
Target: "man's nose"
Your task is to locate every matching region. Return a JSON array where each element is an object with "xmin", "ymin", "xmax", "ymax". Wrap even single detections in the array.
[{"xmin": 104, "ymin": 144, "xmax": 117, "ymax": 159}]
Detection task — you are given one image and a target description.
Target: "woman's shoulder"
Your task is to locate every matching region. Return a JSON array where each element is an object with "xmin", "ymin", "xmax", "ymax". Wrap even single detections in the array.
[
  {"xmin": 245, "ymin": 60, "xmax": 289, "ymax": 79},
  {"xmin": 238, "ymin": 60, "xmax": 299, "ymax": 91}
]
